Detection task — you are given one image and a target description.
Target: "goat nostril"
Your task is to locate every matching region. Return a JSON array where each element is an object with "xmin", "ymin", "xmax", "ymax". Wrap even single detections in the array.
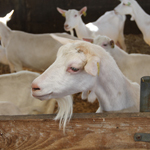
[
  {"xmin": 64, "ymin": 24, "xmax": 68, "ymax": 28},
  {"xmin": 114, "ymin": 9, "xmax": 117, "ymax": 14},
  {"xmin": 32, "ymin": 83, "xmax": 41, "ymax": 91},
  {"xmin": 33, "ymin": 87, "xmax": 40, "ymax": 91}
]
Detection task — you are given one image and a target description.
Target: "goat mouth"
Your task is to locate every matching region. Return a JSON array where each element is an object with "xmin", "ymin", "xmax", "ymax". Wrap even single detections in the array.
[
  {"xmin": 64, "ymin": 27, "xmax": 71, "ymax": 31},
  {"xmin": 114, "ymin": 10, "xmax": 118, "ymax": 15},
  {"xmin": 32, "ymin": 92, "xmax": 53, "ymax": 100}
]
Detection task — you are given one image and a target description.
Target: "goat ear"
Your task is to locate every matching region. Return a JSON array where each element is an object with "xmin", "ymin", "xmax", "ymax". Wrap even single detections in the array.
[
  {"xmin": 4, "ymin": 10, "xmax": 14, "ymax": 21},
  {"xmin": 57, "ymin": 7, "xmax": 66, "ymax": 17},
  {"xmin": 110, "ymin": 40, "xmax": 115, "ymax": 48},
  {"xmin": 84, "ymin": 56, "xmax": 100, "ymax": 76},
  {"xmin": 79, "ymin": 6, "xmax": 87, "ymax": 16},
  {"xmin": 82, "ymin": 38, "xmax": 93, "ymax": 43},
  {"xmin": 50, "ymin": 34, "xmax": 76, "ymax": 45}
]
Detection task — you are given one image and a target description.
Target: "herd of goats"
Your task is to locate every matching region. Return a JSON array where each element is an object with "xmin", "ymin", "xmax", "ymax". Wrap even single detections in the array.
[{"xmin": 0, "ymin": 0, "xmax": 150, "ymax": 131}]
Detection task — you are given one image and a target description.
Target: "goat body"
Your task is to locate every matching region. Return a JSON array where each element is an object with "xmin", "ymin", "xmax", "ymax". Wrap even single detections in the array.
[
  {"xmin": 0, "ymin": 101, "xmax": 22, "ymax": 115},
  {"xmin": 90, "ymin": 35, "xmax": 150, "ymax": 84},
  {"xmin": 0, "ymin": 45, "xmax": 9, "ymax": 65},
  {"xmin": 115, "ymin": 0, "xmax": 150, "ymax": 46},
  {"xmin": 0, "ymin": 21, "xmax": 78, "ymax": 72},
  {"xmin": 0, "ymin": 70, "xmax": 56, "ymax": 115}
]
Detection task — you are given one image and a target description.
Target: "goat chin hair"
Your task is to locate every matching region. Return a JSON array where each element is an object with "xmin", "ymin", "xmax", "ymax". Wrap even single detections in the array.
[{"xmin": 54, "ymin": 95, "xmax": 73, "ymax": 133}]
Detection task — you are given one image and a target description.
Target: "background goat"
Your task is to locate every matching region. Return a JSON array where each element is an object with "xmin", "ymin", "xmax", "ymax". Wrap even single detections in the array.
[
  {"xmin": 57, "ymin": 7, "xmax": 126, "ymax": 50},
  {"xmin": 114, "ymin": 0, "xmax": 150, "ymax": 46},
  {"xmin": 0, "ymin": 12, "xmax": 78, "ymax": 72},
  {"xmin": 83, "ymin": 35, "xmax": 150, "ymax": 84},
  {"xmin": 0, "ymin": 70, "xmax": 56, "ymax": 115}
]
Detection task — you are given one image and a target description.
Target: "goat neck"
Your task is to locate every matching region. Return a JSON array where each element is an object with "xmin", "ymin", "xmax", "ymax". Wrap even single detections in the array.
[
  {"xmin": 90, "ymin": 47, "xmax": 140, "ymax": 112},
  {"xmin": 106, "ymin": 45, "xmax": 128, "ymax": 68},
  {"xmin": 0, "ymin": 22, "xmax": 11, "ymax": 47},
  {"xmin": 131, "ymin": 1, "xmax": 150, "ymax": 37},
  {"xmin": 75, "ymin": 17, "xmax": 92, "ymax": 39}
]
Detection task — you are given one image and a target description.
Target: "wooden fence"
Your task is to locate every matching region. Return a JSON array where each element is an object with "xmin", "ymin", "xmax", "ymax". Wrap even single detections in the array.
[{"xmin": 0, "ymin": 113, "xmax": 150, "ymax": 149}]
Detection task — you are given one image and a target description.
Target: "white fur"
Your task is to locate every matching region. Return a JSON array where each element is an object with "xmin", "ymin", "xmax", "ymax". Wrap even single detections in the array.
[
  {"xmin": 55, "ymin": 95, "xmax": 73, "ymax": 133},
  {"xmin": 0, "ymin": 10, "xmax": 14, "ymax": 47},
  {"xmin": 0, "ymin": 101, "xmax": 22, "ymax": 115},
  {"xmin": 0, "ymin": 70, "xmax": 56, "ymax": 115},
  {"xmin": 114, "ymin": 0, "xmax": 150, "ymax": 46},
  {"xmin": 0, "ymin": 10, "xmax": 14, "ymax": 25},
  {"xmin": 0, "ymin": 45, "xmax": 9, "ymax": 65},
  {"xmin": 0, "ymin": 15, "xmax": 78, "ymax": 72},
  {"xmin": 32, "ymin": 41, "xmax": 140, "ymax": 126},
  {"xmin": 93, "ymin": 35, "xmax": 150, "ymax": 84},
  {"xmin": 57, "ymin": 7, "xmax": 126, "ymax": 50}
]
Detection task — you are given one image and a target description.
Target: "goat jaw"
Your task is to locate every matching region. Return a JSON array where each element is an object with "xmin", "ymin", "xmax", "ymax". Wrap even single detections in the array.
[{"xmin": 69, "ymin": 29, "xmax": 74, "ymax": 36}]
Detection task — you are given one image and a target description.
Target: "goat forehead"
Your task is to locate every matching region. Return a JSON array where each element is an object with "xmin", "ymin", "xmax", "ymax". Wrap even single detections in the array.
[
  {"xmin": 66, "ymin": 9, "xmax": 78, "ymax": 16},
  {"xmin": 57, "ymin": 42, "xmax": 97, "ymax": 67},
  {"xmin": 94, "ymin": 36, "xmax": 110, "ymax": 45},
  {"xmin": 57, "ymin": 43, "xmax": 86, "ymax": 60},
  {"xmin": 58, "ymin": 42, "xmax": 88, "ymax": 54},
  {"xmin": 122, "ymin": 0, "xmax": 132, "ymax": 3},
  {"xmin": 57, "ymin": 43, "xmax": 76, "ymax": 56}
]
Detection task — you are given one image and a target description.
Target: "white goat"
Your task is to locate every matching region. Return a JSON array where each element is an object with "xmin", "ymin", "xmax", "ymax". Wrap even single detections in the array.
[
  {"xmin": 0, "ymin": 70, "xmax": 73, "ymax": 131},
  {"xmin": 0, "ymin": 10, "xmax": 14, "ymax": 25},
  {"xmin": 32, "ymin": 40, "xmax": 140, "ymax": 128},
  {"xmin": 114, "ymin": 0, "xmax": 150, "ymax": 46},
  {"xmin": 0, "ymin": 70, "xmax": 56, "ymax": 115},
  {"xmin": 0, "ymin": 101, "xmax": 22, "ymax": 115},
  {"xmin": 0, "ymin": 10, "xmax": 14, "ymax": 47},
  {"xmin": 0, "ymin": 14, "xmax": 78, "ymax": 72},
  {"xmin": 0, "ymin": 45, "xmax": 9, "ymax": 65},
  {"xmin": 84, "ymin": 35, "xmax": 150, "ymax": 85},
  {"xmin": 0, "ymin": 10, "xmax": 12, "ymax": 67},
  {"xmin": 57, "ymin": 7, "xmax": 126, "ymax": 50}
]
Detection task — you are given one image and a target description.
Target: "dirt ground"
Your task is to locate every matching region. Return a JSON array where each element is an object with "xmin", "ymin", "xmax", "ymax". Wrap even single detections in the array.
[
  {"xmin": 1, "ymin": 34, "xmax": 150, "ymax": 113},
  {"xmin": 125, "ymin": 34, "xmax": 150, "ymax": 54}
]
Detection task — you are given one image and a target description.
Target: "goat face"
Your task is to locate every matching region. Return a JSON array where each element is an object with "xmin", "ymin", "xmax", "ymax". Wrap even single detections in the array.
[
  {"xmin": 94, "ymin": 35, "xmax": 115, "ymax": 50},
  {"xmin": 64, "ymin": 9, "xmax": 82, "ymax": 31},
  {"xmin": 114, "ymin": 0, "xmax": 133, "ymax": 16},
  {"xmin": 57, "ymin": 7, "xmax": 87, "ymax": 32},
  {"xmin": 32, "ymin": 41, "xmax": 99, "ymax": 100}
]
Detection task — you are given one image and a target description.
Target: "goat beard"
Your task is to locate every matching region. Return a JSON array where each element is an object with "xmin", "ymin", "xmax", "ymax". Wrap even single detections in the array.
[{"xmin": 54, "ymin": 95, "xmax": 73, "ymax": 133}]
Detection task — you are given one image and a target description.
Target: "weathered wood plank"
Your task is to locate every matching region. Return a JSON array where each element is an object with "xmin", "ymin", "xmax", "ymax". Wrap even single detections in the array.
[{"xmin": 0, "ymin": 113, "xmax": 150, "ymax": 149}]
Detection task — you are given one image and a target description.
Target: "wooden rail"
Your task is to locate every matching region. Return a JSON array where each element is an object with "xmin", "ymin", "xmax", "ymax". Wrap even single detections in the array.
[{"xmin": 0, "ymin": 113, "xmax": 150, "ymax": 150}]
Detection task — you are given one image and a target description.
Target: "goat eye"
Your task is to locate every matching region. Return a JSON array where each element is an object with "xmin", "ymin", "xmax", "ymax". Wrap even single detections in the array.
[
  {"xmin": 103, "ymin": 44, "xmax": 107, "ymax": 46},
  {"xmin": 74, "ymin": 15, "xmax": 77, "ymax": 17},
  {"xmin": 70, "ymin": 67, "xmax": 79, "ymax": 72}
]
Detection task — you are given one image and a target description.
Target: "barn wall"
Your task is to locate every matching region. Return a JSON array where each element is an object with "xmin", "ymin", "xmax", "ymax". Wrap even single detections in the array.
[{"xmin": 0, "ymin": 0, "xmax": 149, "ymax": 34}]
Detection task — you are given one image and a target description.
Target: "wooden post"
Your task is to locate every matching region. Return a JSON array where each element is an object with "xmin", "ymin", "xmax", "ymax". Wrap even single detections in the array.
[{"xmin": 140, "ymin": 76, "xmax": 150, "ymax": 112}]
